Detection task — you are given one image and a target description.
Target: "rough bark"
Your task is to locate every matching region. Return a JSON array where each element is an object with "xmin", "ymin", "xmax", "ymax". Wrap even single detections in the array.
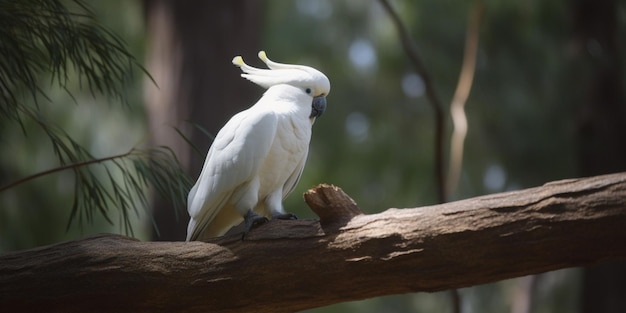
[{"xmin": 1, "ymin": 172, "xmax": 626, "ymax": 313}]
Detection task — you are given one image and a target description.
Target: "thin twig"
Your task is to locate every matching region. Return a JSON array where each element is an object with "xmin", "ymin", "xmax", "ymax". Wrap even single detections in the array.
[
  {"xmin": 447, "ymin": 1, "xmax": 484, "ymax": 197},
  {"xmin": 378, "ymin": 0, "xmax": 447, "ymax": 204},
  {"xmin": 0, "ymin": 150, "xmax": 133, "ymax": 193},
  {"xmin": 377, "ymin": 2, "xmax": 484, "ymax": 313}
]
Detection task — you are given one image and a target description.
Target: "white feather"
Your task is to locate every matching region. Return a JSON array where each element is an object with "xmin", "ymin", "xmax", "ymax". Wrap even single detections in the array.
[{"xmin": 186, "ymin": 52, "xmax": 329, "ymax": 241}]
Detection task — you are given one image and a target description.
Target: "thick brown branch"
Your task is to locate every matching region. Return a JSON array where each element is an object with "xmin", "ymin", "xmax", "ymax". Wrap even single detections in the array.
[{"xmin": 2, "ymin": 173, "xmax": 626, "ymax": 313}]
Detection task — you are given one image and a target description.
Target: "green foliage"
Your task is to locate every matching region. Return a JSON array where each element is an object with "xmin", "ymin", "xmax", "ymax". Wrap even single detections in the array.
[
  {"xmin": 0, "ymin": 0, "xmax": 146, "ymax": 120},
  {"xmin": 0, "ymin": 0, "xmax": 189, "ymax": 242}
]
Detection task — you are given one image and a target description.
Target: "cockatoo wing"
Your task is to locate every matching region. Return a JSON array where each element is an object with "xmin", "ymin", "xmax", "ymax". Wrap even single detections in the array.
[{"xmin": 187, "ymin": 108, "xmax": 278, "ymax": 241}]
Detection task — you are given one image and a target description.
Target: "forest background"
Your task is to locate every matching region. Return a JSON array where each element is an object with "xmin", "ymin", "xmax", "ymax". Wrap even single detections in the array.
[{"xmin": 1, "ymin": 1, "xmax": 625, "ymax": 312}]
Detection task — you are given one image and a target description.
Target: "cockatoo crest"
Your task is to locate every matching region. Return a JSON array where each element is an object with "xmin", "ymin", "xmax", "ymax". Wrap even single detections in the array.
[
  {"xmin": 232, "ymin": 51, "xmax": 330, "ymax": 98},
  {"xmin": 186, "ymin": 51, "xmax": 330, "ymax": 241}
]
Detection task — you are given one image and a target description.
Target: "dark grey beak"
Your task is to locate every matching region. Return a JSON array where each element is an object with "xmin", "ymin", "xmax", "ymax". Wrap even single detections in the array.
[{"xmin": 310, "ymin": 95, "xmax": 327, "ymax": 118}]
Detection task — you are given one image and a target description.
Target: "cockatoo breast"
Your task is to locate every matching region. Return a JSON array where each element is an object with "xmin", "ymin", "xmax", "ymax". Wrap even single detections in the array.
[{"xmin": 255, "ymin": 89, "xmax": 312, "ymax": 197}]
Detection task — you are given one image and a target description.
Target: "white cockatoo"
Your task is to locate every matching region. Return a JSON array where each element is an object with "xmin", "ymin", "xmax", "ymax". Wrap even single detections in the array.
[{"xmin": 186, "ymin": 51, "xmax": 330, "ymax": 241}]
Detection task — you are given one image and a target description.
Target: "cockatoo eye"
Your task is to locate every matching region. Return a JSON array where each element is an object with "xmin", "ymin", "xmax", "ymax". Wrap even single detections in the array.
[{"xmin": 305, "ymin": 88, "xmax": 312, "ymax": 94}]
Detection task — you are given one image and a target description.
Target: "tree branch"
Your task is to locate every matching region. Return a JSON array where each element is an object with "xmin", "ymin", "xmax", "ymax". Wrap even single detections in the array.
[
  {"xmin": 2, "ymin": 172, "xmax": 626, "ymax": 312},
  {"xmin": 0, "ymin": 150, "xmax": 132, "ymax": 193},
  {"xmin": 378, "ymin": 0, "xmax": 448, "ymax": 203},
  {"xmin": 447, "ymin": 1, "xmax": 484, "ymax": 197}
]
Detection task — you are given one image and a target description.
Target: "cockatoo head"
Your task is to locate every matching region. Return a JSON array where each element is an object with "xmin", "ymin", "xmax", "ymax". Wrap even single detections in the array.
[{"xmin": 232, "ymin": 51, "xmax": 330, "ymax": 118}]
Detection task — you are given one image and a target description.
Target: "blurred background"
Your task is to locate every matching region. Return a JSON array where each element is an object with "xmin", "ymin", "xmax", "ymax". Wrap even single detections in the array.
[{"xmin": 1, "ymin": 0, "xmax": 625, "ymax": 312}]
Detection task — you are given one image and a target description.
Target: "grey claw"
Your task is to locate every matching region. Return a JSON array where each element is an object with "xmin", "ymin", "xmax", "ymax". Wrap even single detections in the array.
[{"xmin": 242, "ymin": 210, "xmax": 269, "ymax": 240}]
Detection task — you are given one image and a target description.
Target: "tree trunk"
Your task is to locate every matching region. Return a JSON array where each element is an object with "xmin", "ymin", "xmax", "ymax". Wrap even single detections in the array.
[
  {"xmin": 1, "ymin": 172, "xmax": 625, "ymax": 312},
  {"xmin": 571, "ymin": 0, "xmax": 626, "ymax": 312},
  {"xmin": 143, "ymin": 0, "xmax": 262, "ymax": 240}
]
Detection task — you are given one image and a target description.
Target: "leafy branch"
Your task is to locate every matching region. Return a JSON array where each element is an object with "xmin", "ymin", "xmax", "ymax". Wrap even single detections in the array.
[
  {"xmin": 2, "ymin": 107, "xmax": 192, "ymax": 235},
  {"xmin": 0, "ymin": 0, "xmax": 187, "ymax": 236},
  {"xmin": 0, "ymin": 0, "xmax": 150, "ymax": 120},
  {"xmin": 0, "ymin": 148, "xmax": 133, "ymax": 194}
]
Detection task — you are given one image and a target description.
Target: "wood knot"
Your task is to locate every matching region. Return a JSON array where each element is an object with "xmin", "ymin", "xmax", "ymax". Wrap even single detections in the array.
[{"xmin": 304, "ymin": 184, "xmax": 363, "ymax": 230}]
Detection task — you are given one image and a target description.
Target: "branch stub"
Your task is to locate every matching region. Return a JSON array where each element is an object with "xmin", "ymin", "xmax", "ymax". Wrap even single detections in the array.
[{"xmin": 304, "ymin": 184, "xmax": 363, "ymax": 230}]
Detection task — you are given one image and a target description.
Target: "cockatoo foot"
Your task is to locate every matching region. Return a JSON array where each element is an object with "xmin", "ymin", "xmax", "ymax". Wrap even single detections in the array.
[
  {"xmin": 272, "ymin": 212, "xmax": 298, "ymax": 220},
  {"xmin": 242, "ymin": 210, "xmax": 269, "ymax": 239}
]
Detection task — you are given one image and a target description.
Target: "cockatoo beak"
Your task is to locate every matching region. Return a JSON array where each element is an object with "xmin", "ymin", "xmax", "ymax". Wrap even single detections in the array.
[{"xmin": 310, "ymin": 95, "xmax": 327, "ymax": 118}]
